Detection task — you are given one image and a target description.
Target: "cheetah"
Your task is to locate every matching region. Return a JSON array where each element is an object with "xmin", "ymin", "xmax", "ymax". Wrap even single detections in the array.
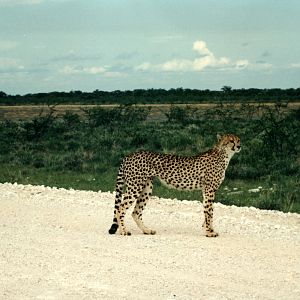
[{"xmin": 108, "ymin": 134, "xmax": 241, "ymax": 237}]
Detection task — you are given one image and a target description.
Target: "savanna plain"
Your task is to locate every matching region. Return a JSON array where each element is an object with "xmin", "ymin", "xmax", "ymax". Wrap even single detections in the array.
[{"xmin": 0, "ymin": 101, "xmax": 299, "ymax": 299}]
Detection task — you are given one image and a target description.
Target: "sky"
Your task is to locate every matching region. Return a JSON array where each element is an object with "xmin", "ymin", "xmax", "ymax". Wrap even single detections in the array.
[{"xmin": 0, "ymin": 0, "xmax": 300, "ymax": 95}]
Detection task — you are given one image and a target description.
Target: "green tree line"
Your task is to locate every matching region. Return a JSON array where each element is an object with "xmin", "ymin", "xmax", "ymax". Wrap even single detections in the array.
[{"xmin": 1, "ymin": 87, "xmax": 300, "ymax": 105}]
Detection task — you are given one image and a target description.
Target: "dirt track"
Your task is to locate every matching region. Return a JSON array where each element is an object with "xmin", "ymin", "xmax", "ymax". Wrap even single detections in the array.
[
  {"xmin": 1, "ymin": 102, "xmax": 299, "ymax": 121},
  {"xmin": 0, "ymin": 183, "xmax": 299, "ymax": 299}
]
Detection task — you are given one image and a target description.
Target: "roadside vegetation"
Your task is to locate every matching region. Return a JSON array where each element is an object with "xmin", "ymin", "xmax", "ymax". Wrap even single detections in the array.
[{"xmin": 0, "ymin": 103, "xmax": 299, "ymax": 212}]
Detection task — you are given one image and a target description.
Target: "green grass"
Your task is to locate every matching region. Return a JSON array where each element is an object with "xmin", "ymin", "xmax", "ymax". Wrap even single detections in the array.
[
  {"xmin": 0, "ymin": 164, "xmax": 117, "ymax": 192},
  {"xmin": 0, "ymin": 104, "xmax": 299, "ymax": 212},
  {"xmin": 1, "ymin": 166, "xmax": 298, "ymax": 213}
]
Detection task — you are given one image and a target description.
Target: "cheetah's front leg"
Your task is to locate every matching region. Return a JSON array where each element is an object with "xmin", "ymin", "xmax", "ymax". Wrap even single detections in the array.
[{"xmin": 202, "ymin": 188, "xmax": 218, "ymax": 237}]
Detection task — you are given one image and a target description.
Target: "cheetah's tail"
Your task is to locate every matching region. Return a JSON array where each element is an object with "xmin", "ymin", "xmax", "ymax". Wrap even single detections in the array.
[{"xmin": 108, "ymin": 162, "xmax": 124, "ymax": 234}]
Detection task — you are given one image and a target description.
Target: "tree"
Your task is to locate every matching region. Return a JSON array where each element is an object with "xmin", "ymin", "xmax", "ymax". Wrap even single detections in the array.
[
  {"xmin": 0, "ymin": 91, "xmax": 7, "ymax": 98},
  {"xmin": 221, "ymin": 86, "xmax": 232, "ymax": 93}
]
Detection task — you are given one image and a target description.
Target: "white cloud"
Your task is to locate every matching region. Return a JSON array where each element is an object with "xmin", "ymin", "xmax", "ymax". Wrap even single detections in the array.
[
  {"xmin": 192, "ymin": 40, "xmax": 213, "ymax": 56},
  {"xmin": 255, "ymin": 62, "xmax": 273, "ymax": 70},
  {"xmin": 59, "ymin": 66, "xmax": 80, "ymax": 75},
  {"xmin": 60, "ymin": 65, "xmax": 106, "ymax": 75},
  {"xmin": 235, "ymin": 60, "xmax": 249, "ymax": 69},
  {"xmin": 160, "ymin": 59, "xmax": 193, "ymax": 71},
  {"xmin": 0, "ymin": 0, "xmax": 68, "ymax": 6},
  {"xmin": 246, "ymin": 61, "xmax": 273, "ymax": 71},
  {"xmin": 194, "ymin": 55, "xmax": 229, "ymax": 71},
  {"xmin": 289, "ymin": 63, "xmax": 300, "ymax": 68},
  {"xmin": 85, "ymin": 66, "xmax": 106, "ymax": 75},
  {"xmin": 136, "ymin": 40, "xmax": 233, "ymax": 72},
  {"xmin": 151, "ymin": 35, "xmax": 184, "ymax": 43},
  {"xmin": 135, "ymin": 62, "xmax": 152, "ymax": 71},
  {"xmin": 0, "ymin": 0, "xmax": 43, "ymax": 6},
  {"xmin": 0, "ymin": 57, "xmax": 24, "ymax": 71},
  {"xmin": 103, "ymin": 71, "xmax": 123, "ymax": 78},
  {"xmin": 0, "ymin": 41, "xmax": 18, "ymax": 51},
  {"xmin": 59, "ymin": 65, "xmax": 124, "ymax": 78}
]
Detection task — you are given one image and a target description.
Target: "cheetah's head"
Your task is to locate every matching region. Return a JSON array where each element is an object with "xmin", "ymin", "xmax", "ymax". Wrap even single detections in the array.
[{"xmin": 217, "ymin": 134, "xmax": 241, "ymax": 153}]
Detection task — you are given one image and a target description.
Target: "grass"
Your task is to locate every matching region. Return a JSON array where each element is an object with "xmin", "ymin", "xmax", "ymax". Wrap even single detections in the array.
[
  {"xmin": 0, "ymin": 104, "xmax": 299, "ymax": 213},
  {"xmin": 0, "ymin": 165, "xmax": 116, "ymax": 191},
  {"xmin": 1, "ymin": 166, "xmax": 298, "ymax": 213}
]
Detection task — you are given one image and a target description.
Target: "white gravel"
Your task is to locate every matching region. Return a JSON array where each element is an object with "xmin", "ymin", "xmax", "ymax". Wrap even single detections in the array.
[{"xmin": 0, "ymin": 183, "xmax": 299, "ymax": 300}]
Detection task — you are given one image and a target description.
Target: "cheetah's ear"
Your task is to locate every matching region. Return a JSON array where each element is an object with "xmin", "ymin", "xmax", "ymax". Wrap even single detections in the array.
[{"xmin": 217, "ymin": 134, "xmax": 222, "ymax": 142}]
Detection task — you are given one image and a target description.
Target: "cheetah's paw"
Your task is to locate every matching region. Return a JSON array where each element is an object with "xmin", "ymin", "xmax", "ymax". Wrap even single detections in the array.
[
  {"xmin": 120, "ymin": 230, "xmax": 132, "ymax": 236},
  {"xmin": 143, "ymin": 229, "xmax": 156, "ymax": 235},
  {"xmin": 206, "ymin": 231, "xmax": 219, "ymax": 237}
]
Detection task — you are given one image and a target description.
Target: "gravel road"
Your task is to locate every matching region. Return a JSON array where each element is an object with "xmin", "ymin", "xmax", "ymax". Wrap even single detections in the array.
[{"xmin": 0, "ymin": 183, "xmax": 299, "ymax": 300}]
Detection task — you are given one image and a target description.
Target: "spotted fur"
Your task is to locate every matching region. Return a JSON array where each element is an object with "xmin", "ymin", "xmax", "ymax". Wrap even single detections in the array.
[{"xmin": 108, "ymin": 134, "xmax": 241, "ymax": 237}]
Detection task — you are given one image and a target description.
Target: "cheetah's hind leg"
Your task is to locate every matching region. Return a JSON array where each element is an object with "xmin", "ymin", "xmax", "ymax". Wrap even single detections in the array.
[
  {"xmin": 117, "ymin": 183, "xmax": 146, "ymax": 236},
  {"xmin": 132, "ymin": 178, "xmax": 156, "ymax": 235}
]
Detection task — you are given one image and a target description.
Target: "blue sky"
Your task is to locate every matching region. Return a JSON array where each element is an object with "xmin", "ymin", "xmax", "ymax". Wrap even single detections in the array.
[{"xmin": 0, "ymin": 0, "xmax": 299, "ymax": 95}]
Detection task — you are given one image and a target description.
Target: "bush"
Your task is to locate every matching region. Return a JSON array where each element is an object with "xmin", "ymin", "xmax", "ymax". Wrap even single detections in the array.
[
  {"xmin": 83, "ymin": 107, "xmax": 122, "ymax": 127},
  {"xmin": 0, "ymin": 104, "xmax": 299, "ymax": 212},
  {"xmin": 82, "ymin": 105, "xmax": 150, "ymax": 128},
  {"xmin": 23, "ymin": 114, "xmax": 55, "ymax": 140},
  {"xmin": 62, "ymin": 111, "xmax": 81, "ymax": 128}
]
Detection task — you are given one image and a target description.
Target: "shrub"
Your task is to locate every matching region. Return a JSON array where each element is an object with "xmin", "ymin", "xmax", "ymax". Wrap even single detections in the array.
[{"xmin": 0, "ymin": 104, "xmax": 299, "ymax": 212}]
